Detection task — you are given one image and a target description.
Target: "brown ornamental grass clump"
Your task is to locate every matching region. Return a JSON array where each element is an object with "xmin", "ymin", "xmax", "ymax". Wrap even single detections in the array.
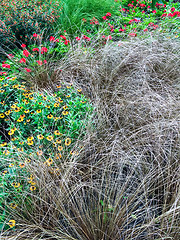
[{"xmin": 1, "ymin": 35, "xmax": 180, "ymax": 240}]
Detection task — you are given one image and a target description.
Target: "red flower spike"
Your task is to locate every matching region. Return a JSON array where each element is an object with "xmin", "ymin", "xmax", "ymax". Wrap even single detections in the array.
[
  {"xmin": 21, "ymin": 44, "xmax": 26, "ymax": 48},
  {"xmin": 37, "ymin": 60, "xmax": 42, "ymax": 66},
  {"xmin": 23, "ymin": 50, "xmax": 30, "ymax": 57},
  {"xmin": 50, "ymin": 36, "xmax": 55, "ymax": 41},
  {"xmin": 33, "ymin": 33, "xmax": 38, "ymax": 37},
  {"xmin": 106, "ymin": 12, "xmax": 111, "ymax": 17},
  {"xmin": 60, "ymin": 35, "xmax": 66, "ymax": 40},
  {"xmin": 24, "ymin": 68, "xmax": 31, "ymax": 72},
  {"xmin": 2, "ymin": 64, "xmax": 10, "ymax": 69},
  {"xmin": 19, "ymin": 58, "xmax": 26, "ymax": 63},
  {"xmin": 32, "ymin": 48, "xmax": 39, "ymax": 52},
  {"xmin": 41, "ymin": 47, "xmax": 48, "ymax": 54}
]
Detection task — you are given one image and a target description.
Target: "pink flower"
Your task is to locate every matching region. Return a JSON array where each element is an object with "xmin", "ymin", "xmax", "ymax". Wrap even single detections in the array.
[
  {"xmin": 147, "ymin": 6, "xmax": 151, "ymax": 9},
  {"xmin": 2, "ymin": 63, "xmax": 10, "ymax": 69},
  {"xmin": 21, "ymin": 44, "xmax": 26, "ymax": 48},
  {"xmin": 37, "ymin": 60, "xmax": 42, "ymax": 66},
  {"xmin": 55, "ymin": 39, "xmax": 59, "ymax": 42},
  {"xmin": 0, "ymin": 71, "xmax": 7, "ymax": 75},
  {"xmin": 50, "ymin": 36, "xmax": 55, "ymax": 41},
  {"xmin": 7, "ymin": 54, "xmax": 14, "ymax": 58},
  {"xmin": 64, "ymin": 40, "xmax": 70, "ymax": 45},
  {"xmin": 143, "ymin": 28, "xmax": 148, "ymax": 32},
  {"xmin": 23, "ymin": 50, "xmax": 30, "ymax": 57},
  {"xmin": 168, "ymin": 13, "xmax": 173, "ymax": 17},
  {"xmin": 41, "ymin": 47, "xmax": 48, "ymax": 54},
  {"xmin": 161, "ymin": 13, "xmax": 167, "ymax": 17},
  {"xmin": 106, "ymin": 12, "xmax": 111, "ymax": 17},
  {"xmin": 33, "ymin": 33, "xmax": 38, "ymax": 37},
  {"xmin": 122, "ymin": 8, "xmax": 126, "ymax": 12},
  {"xmin": 102, "ymin": 16, "xmax": 107, "ymax": 20},
  {"xmin": 44, "ymin": 60, "xmax": 47, "ymax": 64},
  {"xmin": 76, "ymin": 37, "xmax": 81, "ymax": 41},
  {"xmin": 32, "ymin": 48, "xmax": 39, "ymax": 52},
  {"xmin": 105, "ymin": 35, "xmax": 112, "ymax": 40},
  {"xmin": 142, "ymin": 10, "xmax": 145, "ymax": 13},
  {"xmin": 164, "ymin": 4, "xmax": 166, "ymax": 7},
  {"xmin": 119, "ymin": 28, "xmax": 125, "ymax": 32},
  {"xmin": 24, "ymin": 68, "xmax": 31, "ymax": 72},
  {"xmin": 171, "ymin": 7, "xmax": 175, "ymax": 12},
  {"xmin": 60, "ymin": 35, "xmax": 66, "ymax": 40},
  {"xmin": 19, "ymin": 58, "xmax": 26, "ymax": 63},
  {"xmin": 152, "ymin": 10, "xmax": 156, "ymax": 13},
  {"xmin": 129, "ymin": 32, "xmax": 137, "ymax": 37}
]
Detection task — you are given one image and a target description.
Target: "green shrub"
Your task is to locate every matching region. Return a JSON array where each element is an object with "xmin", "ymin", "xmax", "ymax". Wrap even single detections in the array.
[{"xmin": 0, "ymin": 0, "xmax": 62, "ymax": 49}]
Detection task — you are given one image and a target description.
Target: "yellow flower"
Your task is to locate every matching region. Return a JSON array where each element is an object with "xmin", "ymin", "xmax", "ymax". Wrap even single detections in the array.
[
  {"xmin": 9, "ymin": 163, "xmax": 14, "ymax": 167},
  {"xmin": 3, "ymin": 83, "xmax": 8, "ymax": 87},
  {"xmin": 54, "ymin": 117, "xmax": 59, "ymax": 121},
  {"xmin": 17, "ymin": 117, "xmax": 24, "ymax": 122},
  {"xmin": 43, "ymin": 96, "xmax": 47, "ymax": 100},
  {"xmin": 56, "ymin": 153, "xmax": 62, "ymax": 159},
  {"xmin": 47, "ymin": 114, "xmax": 53, "ymax": 119},
  {"xmin": 36, "ymin": 109, "xmax": 42, "ymax": 113},
  {"xmin": 45, "ymin": 158, "xmax": 53, "ymax": 166},
  {"xmin": 19, "ymin": 141, "xmax": 24, "ymax": 145},
  {"xmin": 30, "ymin": 181, "xmax": 36, "ymax": 185},
  {"xmin": 56, "ymin": 85, "xmax": 61, "ymax": 88},
  {"xmin": 11, "ymin": 182, "xmax": 20, "ymax": 188},
  {"xmin": 58, "ymin": 146, "xmax": 63, "ymax": 151},
  {"xmin": 81, "ymin": 101, "xmax": 86, "ymax": 103},
  {"xmin": 27, "ymin": 140, "xmax": 33, "ymax": 145},
  {"xmin": 0, "ymin": 89, "xmax": 5, "ymax": 93},
  {"xmin": 17, "ymin": 147, "xmax": 24, "ymax": 152},
  {"xmin": 10, "ymin": 203, "xmax": 17, "ymax": 209},
  {"xmin": 66, "ymin": 85, "xmax": 72, "ymax": 88},
  {"xmin": 65, "ymin": 138, "xmax": 71, "ymax": 146},
  {"xmin": 30, "ymin": 186, "xmax": 36, "ymax": 191},
  {"xmin": 46, "ymin": 136, "xmax": 53, "ymax": 141},
  {"xmin": 66, "ymin": 95, "xmax": 71, "ymax": 98},
  {"xmin": 54, "ymin": 103, "xmax": 60, "ymax": 107},
  {"xmin": 56, "ymin": 97, "xmax": 62, "ymax": 102},
  {"xmin": 0, "ymin": 113, "xmax": 5, "ymax": 118},
  {"xmin": 37, "ymin": 150, "xmax": 43, "ymax": 156},
  {"xmin": 29, "ymin": 96, "xmax": 34, "ymax": 100},
  {"xmin": 77, "ymin": 89, "xmax": 82, "ymax": 92},
  {"xmin": 24, "ymin": 109, "xmax": 29, "ymax": 113},
  {"xmin": 19, "ymin": 163, "xmax": 25, "ymax": 168},
  {"xmin": 8, "ymin": 129, "xmax": 15, "ymax": 135},
  {"xmin": 1, "ymin": 142, "xmax": 7, "ymax": 147},
  {"xmin": 62, "ymin": 111, "xmax": 69, "ymax": 115},
  {"xmin": 2, "ymin": 170, "xmax": 8, "ymax": 175},
  {"xmin": 54, "ymin": 130, "xmax": 61, "ymax": 135},
  {"xmin": 56, "ymin": 139, "xmax": 61, "ymax": 144},
  {"xmin": 38, "ymin": 102, "xmax": 42, "ymax": 105},
  {"xmin": 7, "ymin": 220, "xmax": 16, "ymax": 228},
  {"xmin": 14, "ymin": 107, "xmax": 21, "ymax": 112},
  {"xmin": 27, "ymin": 136, "xmax": 34, "ymax": 141},
  {"xmin": 3, "ymin": 150, "xmax": 10, "ymax": 155},
  {"xmin": 5, "ymin": 110, "xmax": 11, "ymax": 115},
  {"xmin": 37, "ymin": 134, "xmax": 44, "ymax": 140},
  {"xmin": 63, "ymin": 105, "xmax": 68, "ymax": 110}
]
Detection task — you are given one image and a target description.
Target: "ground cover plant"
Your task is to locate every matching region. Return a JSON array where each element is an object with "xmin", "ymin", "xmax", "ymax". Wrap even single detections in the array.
[{"xmin": 0, "ymin": 0, "xmax": 180, "ymax": 239}]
